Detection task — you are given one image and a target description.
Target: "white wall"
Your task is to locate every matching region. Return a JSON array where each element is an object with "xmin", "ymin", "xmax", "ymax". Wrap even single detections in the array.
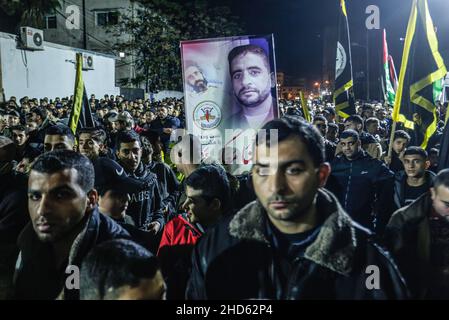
[
  {"xmin": 151, "ymin": 90, "xmax": 184, "ymax": 101},
  {"xmin": 0, "ymin": 32, "xmax": 119, "ymax": 100}
]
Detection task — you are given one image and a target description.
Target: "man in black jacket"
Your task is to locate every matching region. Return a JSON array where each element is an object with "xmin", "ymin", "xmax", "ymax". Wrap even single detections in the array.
[
  {"xmin": 116, "ymin": 130, "xmax": 165, "ymax": 234},
  {"xmin": 327, "ymin": 130, "xmax": 394, "ymax": 233},
  {"xmin": 12, "ymin": 150, "xmax": 130, "ymax": 300},
  {"xmin": 386, "ymin": 169, "xmax": 449, "ymax": 299},
  {"xmin": 27, "ymin": 106, "xmax": 54, "ymax": 148},
  {"xmin": 146, "ymin": 106, "xmax": 179, "ymax": 155},
  {"xmin": 383, "ymin": 130, "xmax": 410, "ymax": 173},
  {"xmin": 145, "ymin": 142, "xmax": 179, "ymax": 219},
  {"xmin": 312, "ymin": 115, "xmax": 336, "ymax": 162},
  {"xmin": 186, "ymin": 117, "xmax": 408, "ymax": 300},
  {"xmin": 393, "ymin": 147, "xmax": 435, "ymax": 211}
]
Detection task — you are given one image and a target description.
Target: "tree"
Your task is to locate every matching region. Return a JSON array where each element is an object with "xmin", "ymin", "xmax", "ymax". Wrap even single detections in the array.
[
  {"xmin": 111, "ymin": 6, "xmax": 181, "ymax": 92},
  {"xmin": 112, "ymin": 0, "xmax": 244, "ymax": 92},
  {"xmin": 0, "ymin": 0, "xmax": 61, "ymax": 30}
]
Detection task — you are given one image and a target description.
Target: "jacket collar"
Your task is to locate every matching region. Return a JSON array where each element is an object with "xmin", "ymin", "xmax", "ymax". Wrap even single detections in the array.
[
  {"xmin": 18, "ymin": 208, "xmax": 100, "ymax": 267},
  {"xmin": 228, "ymin": 188, "xmax": 358, "ymax": 275}
]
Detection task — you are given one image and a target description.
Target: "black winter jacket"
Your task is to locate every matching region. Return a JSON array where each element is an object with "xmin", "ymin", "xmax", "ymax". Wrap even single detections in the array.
[
  {"xmin": 327, "ymin": 151, "xmax": 394, "ymax": 231},
  {"xmin": 186, "ymin": 189, "xmax": 409, "ymax": 300},
  {"xmin": 392, "ymin": 170, "xmax": 435, "ymax": 210},
  {"xmin": 13, "ymin": 208, "xmax": 130, "ymax": 299},
  {"xmin": 385, "ymin": 192, "xmax": 449, "ymax": 299},
  {"xmin": 126, "ymin": 162, "xmax": 165, "ymax": 230},
  {"xmin": 0, "ymin": 170, "xmax": 29, "ymax": 299},
  {"xmin": 148, "ymin": 161, "xmax": 180, "ymax": 217}
]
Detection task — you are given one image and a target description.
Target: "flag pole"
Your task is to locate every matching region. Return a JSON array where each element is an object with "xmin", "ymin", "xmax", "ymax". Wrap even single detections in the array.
[{"xmin": 387, "ymin": 120, "xmax": 397, "ymax": 158}]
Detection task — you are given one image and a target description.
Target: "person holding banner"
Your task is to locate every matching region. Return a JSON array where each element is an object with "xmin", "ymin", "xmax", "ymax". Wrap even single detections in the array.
[{"xmin": 227, "ymin": 44, "xmax": 276, "ymax": 130}]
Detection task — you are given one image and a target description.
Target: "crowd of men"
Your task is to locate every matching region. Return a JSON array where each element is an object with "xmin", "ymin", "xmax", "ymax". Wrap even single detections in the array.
[{"xmin": 1, "ymin": 93, "xmax": 449, "ymax": 299}]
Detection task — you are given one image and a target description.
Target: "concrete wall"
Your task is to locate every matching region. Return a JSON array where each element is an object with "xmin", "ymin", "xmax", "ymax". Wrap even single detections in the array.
[{"xmin": 0, "ymin": 32, "xmax": 119, "ymax": 100}]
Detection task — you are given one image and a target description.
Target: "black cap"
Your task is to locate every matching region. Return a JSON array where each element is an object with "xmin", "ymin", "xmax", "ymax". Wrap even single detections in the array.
[{"xmin": 93, "ymin": 157, "xmax": 144, "ymax": 194}]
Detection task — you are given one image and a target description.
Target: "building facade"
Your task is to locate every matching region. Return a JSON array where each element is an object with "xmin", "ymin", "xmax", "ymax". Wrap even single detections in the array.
[{"xmin": 42, "ymin": 0, "xmax": 138, "ymax": 87}]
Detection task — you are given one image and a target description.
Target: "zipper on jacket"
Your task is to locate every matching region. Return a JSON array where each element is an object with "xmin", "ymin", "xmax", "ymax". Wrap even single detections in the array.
[{"xmin": 344, "ymin": 161, "xmax": 353, "ymax": 210}]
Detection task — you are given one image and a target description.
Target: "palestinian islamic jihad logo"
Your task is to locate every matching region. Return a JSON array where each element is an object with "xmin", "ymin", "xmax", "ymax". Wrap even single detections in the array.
[
  {"xmin": 336, "ymin": 41, "xmax": 347, "ymax": 79},
  {"xmin": 193, "ymin": 101, "xmax": 222, "ymax": 130}
]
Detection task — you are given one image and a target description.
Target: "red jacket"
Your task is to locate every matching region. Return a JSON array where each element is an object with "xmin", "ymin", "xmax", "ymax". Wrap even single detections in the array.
[{"xmin": 157, "ymin": 214, "xmax": 203, "ymax": 255}]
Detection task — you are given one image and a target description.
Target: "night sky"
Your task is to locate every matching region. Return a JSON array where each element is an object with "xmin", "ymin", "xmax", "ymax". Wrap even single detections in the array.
[{"xmin": 221, "ymin": 0, "xmax": 449, "ymax": 86}]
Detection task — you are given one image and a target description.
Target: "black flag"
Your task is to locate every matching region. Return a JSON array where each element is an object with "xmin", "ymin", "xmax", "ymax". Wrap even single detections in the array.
[
  {"xmin": 69, "ymin": 53, "xmax": 94, "ymax": 135},
  {"xmin": 334, "ymin": 0, "xmax": 356, "ymax": 119},
  {"xmin": 392, "ymin": 0, "xmax": 447, "ymax": 149}
]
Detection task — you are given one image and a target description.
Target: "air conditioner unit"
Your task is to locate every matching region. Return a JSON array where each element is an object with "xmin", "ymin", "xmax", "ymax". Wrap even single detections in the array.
[
  {"xmin": 20, "ymin": 26, "xmax": 44, "ymax": 50},
  {"xmin": 82, "ymin": 54, "xmax": 94, "ymax": 70}
]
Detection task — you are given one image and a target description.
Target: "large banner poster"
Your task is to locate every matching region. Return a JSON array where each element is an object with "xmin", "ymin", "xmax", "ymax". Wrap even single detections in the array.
[{"xmin": 181, "ymin": 34, "xmax": 278, "ymax": 174}]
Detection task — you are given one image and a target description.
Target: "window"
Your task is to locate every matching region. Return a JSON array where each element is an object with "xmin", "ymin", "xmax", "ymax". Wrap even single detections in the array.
[
  {"xmin": 45, "ymin": 15, "xmax": 57, "ymax": 29},
  {"xmin": 96, "ymin": 11, "xmax": 119, "ymax": 26}
]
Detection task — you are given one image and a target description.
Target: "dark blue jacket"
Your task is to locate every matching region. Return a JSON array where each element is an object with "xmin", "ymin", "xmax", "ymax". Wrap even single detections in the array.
[
  {"xmin": 327, "ymin": 151, "xmax": 394, "ymax": 231},
  {"xmin": 148, "ymin": 116, "xmax": 179, "ymax": 146},
  {"xmin": 125, "ymin": 162, "xmax": 165, "ymax": 231},
  {"xmin": 13, "ymin": 208, "xmax": 130, "ymax": 299}
]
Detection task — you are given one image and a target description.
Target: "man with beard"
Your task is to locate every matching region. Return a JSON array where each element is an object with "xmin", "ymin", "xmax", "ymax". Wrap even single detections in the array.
[
  {"xmin": 226, "ymin": 44, "xmax": 277, "ymax": 130},
  {"xmin": 186, "ymin": 117, "xmax": 408, "ymax": 300},
  {"xmin": 185, "ymin": 62, "xmax": 209, "ymax": 94}
]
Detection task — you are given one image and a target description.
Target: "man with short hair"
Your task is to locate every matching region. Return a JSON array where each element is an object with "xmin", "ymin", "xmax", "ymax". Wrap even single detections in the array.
[
  {"xmin": 429, "ymin": 148, "xmax": 439, "ymax": 174},
  {"xmin": 116, "ymin": 130, "xmax": 165, "ymax": 234},
  {"xmin": 44, "ymin": 124, "xmax": 75, "ymax": 153},
  {"xmin": 365, "ymin": 117, "xmax": 381, "ymax": 137},
  {"xmin": 113, "ymin": 111, "xmax": 135, "ymax": 132},
  {"xmin": 226, "ymin": 44, "xmax": 277, "ymax": 130},
  {"xmin": 93, "ymin": 154, "xmax": 158, "ymax": 254},
  {"xmin": 10, "ymin": 125, "xmax": 38, "ymax": 162},
  {"xmin": 77, "ymin": 127, "xmax": 114, "ymax": 161},
  {"xmin": 186, "ymin": 117, "xmax": 407, "ymax": 300},
  {"xmin": 80, "ymin": 239, "xmax": 166, "ymax": 300},
  {"xmin": 393, "ymin": 147, "xmax": 435, "ymax": 210},
  {"xmin": 158, "ymin": 164, "xmax": 231, "ymax": 299},
  {"xmin": 28, "ymin": 106, "xmax": 53, "ymax": 146},
  {"xmin": 386, "ymin": 169, "xmax": 449, "ymax": 298},
  {"xmin": 327, "ymin": 129, "xmax": 394, "ymax": 232},
  {"xmin": 323, "ymin": 107, "xmax": 336, "ymax": 124},
  {"xmin": 327, "ymin": 122, "xmax": 339, "ymax": 143},
  {"xmin": 145, "ymin": 107, "xmax": 179, "ymax": 156},
  {"xmin": 344, "ymin": 115, "xmax": 382, "ymax": 159},
  {"xmin": 313, "ymin": 115, "xmax": 336, "ymax": 162},
  {"xmin": 13, "ymin": 150, "xmax": 130, "ymax": 299},
  {"xmin": 383, "ymin": 130, "xmax": 411, "ymax": 173},
  {"xmin": 344, "ymin": 114, "xmax": 382, "ymax": 159}
]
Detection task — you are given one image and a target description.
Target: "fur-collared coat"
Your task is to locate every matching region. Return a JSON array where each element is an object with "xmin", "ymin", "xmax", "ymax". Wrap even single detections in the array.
[{"xmin": 186, "ymin": 188, "xmax": 409, "ymax": 300}]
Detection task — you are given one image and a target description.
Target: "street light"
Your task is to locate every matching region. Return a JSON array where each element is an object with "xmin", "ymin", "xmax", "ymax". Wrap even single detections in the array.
[{"xmin": 314, "ymin": 82, "xmax": 321, "ymax": 96}]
